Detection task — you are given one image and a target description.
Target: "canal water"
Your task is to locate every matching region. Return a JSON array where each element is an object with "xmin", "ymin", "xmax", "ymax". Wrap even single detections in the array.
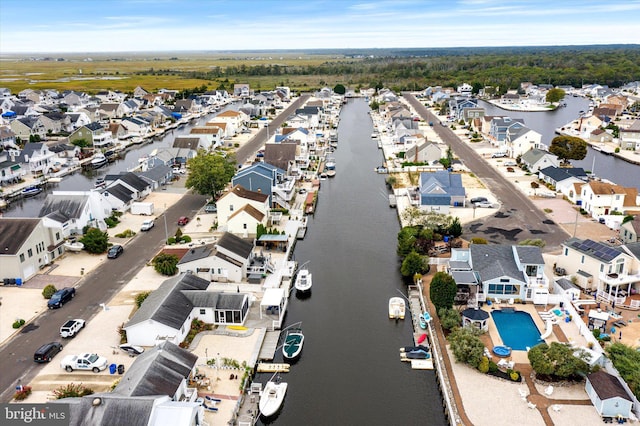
[
  {"xmin": 3, "ymin": 106, "xmax": 238, "ymax": 218},
  {"xmin": 257, "ymin": 98, "xmax": 447, "ymax": 425},
  {"xmin": 479, "ymin": 97, "xmax": 640, "ymax": 191}
]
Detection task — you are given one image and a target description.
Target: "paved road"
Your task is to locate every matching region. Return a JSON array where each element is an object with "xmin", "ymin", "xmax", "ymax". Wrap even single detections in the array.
[
  {"xmin": 0, "ymin": 192, "xmax": 206, "ymax": 402},
  {"xmin": 235, "ymin": 93, "xmax": 311, "ymax": 164},
  {"xmin": 402, "ymin": 93, "xmax": 570, "ymax": 252}
]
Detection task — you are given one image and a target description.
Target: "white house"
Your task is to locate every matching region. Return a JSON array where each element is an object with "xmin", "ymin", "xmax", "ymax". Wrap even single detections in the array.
[
  {"xmin": 581, "ymin": 181, "xmax": 629, "ymax": 218},
  {"xmin": 39, "ymin": 191, "xmax": 112, "ymax": 236},
  {"xmin": 505, "ymin": 127, "xmax": 542, "ymax": 158},
  {"xmin": 217, "ymin": 185, "xmax": 269, "ymax": 228},
  {"xmin": 226, "ymin": 204, "xmax": 267, "ymax": 237},
  {"xmin": 585, "ymin": 371, "xmax": 634, "ymax": 420}
]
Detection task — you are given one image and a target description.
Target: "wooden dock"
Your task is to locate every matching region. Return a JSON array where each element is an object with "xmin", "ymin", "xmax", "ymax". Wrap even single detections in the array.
[
  {"xmin": 406, "ymin": 286, "xmax": 434, "ymax": 370},
  {"xmin": 256, "ymin": 362, "xmax": 290, "ymax": 373},
  {"xmin": 257, "ymin": 330, "xmax": 281, "ymax": 360}
]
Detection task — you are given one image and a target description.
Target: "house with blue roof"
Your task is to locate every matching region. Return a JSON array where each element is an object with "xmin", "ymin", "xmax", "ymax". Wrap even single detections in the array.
[
  {"xmin": 538, "ymin": 166, "xmax": 588, "ymax": 188},
  {"xmin": 232, "ymin": 162, "xmax": 289, "ymax": 206},
  {"xmin": 489, "ymin": 117, "xmax": 525, "ymax": 142},
  {"xmin": 418, "ymin": 170, "xmax": 466, "ymax": 213}
]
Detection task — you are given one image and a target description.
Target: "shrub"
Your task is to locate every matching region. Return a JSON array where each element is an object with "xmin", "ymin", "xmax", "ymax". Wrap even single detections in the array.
[
  {"xmin": 115, "ymin": 229, "xmax": 136, "ymax": 238},
  {"xmin": 53, "ymin": 383, "xmax": 94, "ymax": 399},
  {"xmin": 135, "ymin": 291, "xmax": 151, "ymax": 308},
  {"xmin": 42, "ymin": 284, "xmax": 58, "ymax": 299},
  {"xmin": 478, "ymin": 356, "xmax": 489, "ymax": 373},
  {"xmin": 488, "ymin": 360, "xmax": 498, "ymax": 373},
  {"xmin": 167, "ymin": 237, "xmax": 176, "ymax": 245},
  {"xmin": 470, "ymin": 237, "xmax": 488, "ymax": 244},
  {"xmin": 13, "ymin": 385, "xmax": 32, "ymax": 401},
  {"xmin": 181, "ymin": 235, "xmax": 192, "ymax": 243},
  {"xmin": 152, "ymin": 253, "xmax": 179, "ymax": 276},
  {"xmin": 510, "ymin": 371, "xmax": 520, "ymax": 381},
  {"xmin": 12, "ymin": 319, "xmax": 25, "ymax": 329},
  {"xmin": 438, "ymin": 308, "xmax": 461, "ymax": 331},
  {"xmin": 117, "ymin": 323, "xmax": 127, "ymax": 344},
  {"xmin": 104, "ymin": 217, "xmax": 119, "ymax": 228}
]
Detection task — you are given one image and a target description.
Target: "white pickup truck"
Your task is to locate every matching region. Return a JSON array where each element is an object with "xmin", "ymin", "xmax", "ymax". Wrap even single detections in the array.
[{"xmin": 60, "ymin": 353, "xmax": 108, "ymax": 373}]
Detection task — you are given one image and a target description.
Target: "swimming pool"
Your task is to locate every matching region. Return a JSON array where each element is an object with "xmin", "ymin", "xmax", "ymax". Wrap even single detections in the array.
[{"xmin": 491, "ymin": 310, "xmax": 543, "ymax": 351}]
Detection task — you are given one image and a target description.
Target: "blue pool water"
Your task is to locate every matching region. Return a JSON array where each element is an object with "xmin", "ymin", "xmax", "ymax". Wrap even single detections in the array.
[{"xmin": 491, "ymin": 310, "xmax": 543, "ymax": 351}]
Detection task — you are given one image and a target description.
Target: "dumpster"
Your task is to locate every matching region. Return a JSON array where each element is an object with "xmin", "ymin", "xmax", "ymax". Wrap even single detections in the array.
[{"xmin": 109, "ymin": 364, "xmax": 117, "ymax": 374}]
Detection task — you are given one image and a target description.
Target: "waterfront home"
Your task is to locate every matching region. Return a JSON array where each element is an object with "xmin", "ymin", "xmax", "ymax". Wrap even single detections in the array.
[
  {"xmin": 69, "ymin": 122, "xmax": 114, "ymax": 148},
  {"xmin": 215, "ymin": 109, "xmax": 249, "ymax": 131},
  {"xmin": 17, "ymin": 142, "xmax": 57, "ymax": 176},
  {"xmin": 619, "ymin": 120, "xmax": 640, "ymax": 151},
  {"xmin": 0, "ymin": 217, "xmax": 66, "ymax": 282},
  {"xmin": 405, "ymin": 141, "xmax": 444, "ymax": 164},
  {"xmin": 0, "ymin": 151, "xmax": 25, "ymax": 185},
  {"xmin": 448, "ymin": 98, "xmax": 478, "ymax": 121},
  {"xmin": 101, "ymin": 172, "xmax": 152, "ymax": 212},
  {"xmin": 620, "ymin": 216, "xmax": 640, "ymax": 243},
  {"xmin": 119, "ymin": 116, "xmax": 151, "ymax": 138},
  {"xmin": 417, "ymin": 170, "xmax": 466, "ymax": 213},
  {"xmin": 589, "ymin": 128, "xmax": 614, "ymax": 144},
  {"xmin": 39, "ymin": 190, "xmax": 112, "ymax": 236},
  {"xmin": 232, "ymin": 162, "xmax": 288, "ymax": 207},
  {"xmin": 234, "ymin": 83, "xmax": 251, "ymax": 98},
  {"xmin": 125, "ymin": 273, "xmax": 249, "ymax": 346},
  {"xmin": 520, "ymin": 148, "xmax": 559, "ymax": 173},
  {"xmin": 205, "ymin": 121, "xmax": 234, "ymax": 138},
  {"xmin": 580, "ymin": 180, "xmax": 635, "ymax": 218},
  {"xmin": 264, "ymin": 142, "xmax": 297, "ymax": 174},
  {"xmin": 10, "ymin": 116, "xmax": 46, "ymax": 140},
  {"xmin": 586, "ymin": 370, "xmax": 634, "ymax": 421},
  {"xmin": 448, "ymin": 244, "xmax": 548, "ymax": 306},
  {"xmin": 538, "ymin": 166, "xmax": 588, "ymax": 189},
  {"xmin": 217, "ymin": 185, "xmax": 269, "ymax": 228},
  {"xmin": 504, "ymin": 126, "xmax": 542, "ymax": 158},
  {"xmin": 138, "ymin": 164, "xmax": 173, "ymax": 189},
  {"xmin": 555, "ymin": 238, "xmax": 636, "ymax": 297},
  {"xmin": 190, "ymin": 126, "xmax": 224, "ymax": 149},
  {"xmin": 489, "ymin": 117, "xmax": 525, "ymax": 143},
  {"xmin": 172, "ymin": 136, "xmax": 201, "ymax": 151}
]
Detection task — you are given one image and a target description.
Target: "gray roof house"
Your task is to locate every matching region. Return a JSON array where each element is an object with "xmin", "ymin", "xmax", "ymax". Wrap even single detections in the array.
[
  {"xmin": 538, "ymin": 166, "xmax": 588, "ymax": 187},
  {"xmin": 585, "ymin": 370, "xmax": 633, "ymax": 420},
  {"xmin": 418, "ymin": 171, "xmax": 466, "ymax": 214},
  {"xmin": 39, "ymin": 191, "xmax": 112, "ymax": 236},
  {"xmin": 124, "ymin": 273, "xmax": 249, "ymax": 346},
  {"xmin": 449, "ymin": 244, "xmax": 548, "ymax": 306},
  {"xmin": 405, "ymin": 141, "xmax": 443, "ymax": 165},
  {"xmin": 520, "ymin": 148, "xmax": 559, "ymax": 173}
]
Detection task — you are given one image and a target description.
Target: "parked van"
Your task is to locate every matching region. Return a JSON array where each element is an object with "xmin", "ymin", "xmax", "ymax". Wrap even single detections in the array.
[{"xmin": 34, "ymin": 342, "xmax": 63, "ymax": 363}]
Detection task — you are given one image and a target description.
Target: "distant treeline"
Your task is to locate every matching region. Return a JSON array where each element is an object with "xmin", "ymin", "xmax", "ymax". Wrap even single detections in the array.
[{"xmin": 139, "ymin": 45, "xmax": 640, "ymax": 93}]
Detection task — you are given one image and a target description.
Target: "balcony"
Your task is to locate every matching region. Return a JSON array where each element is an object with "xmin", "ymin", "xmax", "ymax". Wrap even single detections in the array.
[{"xmin": 599, "ymin": 272, "xmax": 640, "ymax": 286}]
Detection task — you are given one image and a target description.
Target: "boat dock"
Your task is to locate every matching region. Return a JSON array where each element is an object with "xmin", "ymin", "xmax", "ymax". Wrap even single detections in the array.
[
  {"xmin": 256, "ymin": 363, "xmax": 290, "ymax": 373},
  {"xmin": 389, "ymin": 193, "xmax": 397, "ymax": 208},
  {"xmin": 257, "ymin": 330, "xmax": 281, "ymax": 360},
  {"xmin": 406, "ymin": 286, "xmax": 434, "ymax": 370}
]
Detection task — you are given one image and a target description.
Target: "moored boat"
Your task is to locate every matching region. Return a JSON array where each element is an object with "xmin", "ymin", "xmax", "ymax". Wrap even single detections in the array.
[
  {"xmin": 21, "ymin": 185, "xmax": 42, "ymax": 197},
  {"xmin": 94, "ymin": 177, "xmax": 106, "ymax": 188},
  {"xmin": 282, "ymin": 328, "xmax": 304, "ymax": 360},
  {"xmin": 325, "ymin": 157, "xmax": 336, "ymax": 170},
  {"xmin": 259, "ymin": 378, "xmax": 288, "ymax": 418},
  {"xmin": 91, "ymin": 153, "xmax": 108, "ymax": 169},
  {"xmin": 325, "ymin": 170, "xmax": 336, "ymax": 178},
  {"xmin": 294, "ymin": 268, "xmax": 312, "ymax": 292},
  {"xmin": 389, "ymin": 297, "xmax": 406, "ymax": 320}
]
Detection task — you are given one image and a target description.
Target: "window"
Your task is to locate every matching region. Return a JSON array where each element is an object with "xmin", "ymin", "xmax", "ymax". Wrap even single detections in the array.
[
  {"xmin": 243, "ymin": 223, "xmax": 247, "ymax": 229},
  {"xmin": 564, "ymin": 248, "xmax": 568, "ymax": 256},
  {"xmin": 229, "ymin": 204, "xmax": 234, "ymax": 211},
  {"xmin": 56, "ymin": 232, "xmax": 60, "ymax": 240},
  {"xmin": 28, "ymin": 248, "xmax": 33, "ymax": 258},
  {"xmin": 200, "ymin": 309, "xmax": 206, "ymax": 315},
  {"xmin": 581, "ymin": 255, "xmax": 585, "ymax": 264},
  {"xmin": 20, "ymin": 253, "xmax": 25, "ymax": 262}
]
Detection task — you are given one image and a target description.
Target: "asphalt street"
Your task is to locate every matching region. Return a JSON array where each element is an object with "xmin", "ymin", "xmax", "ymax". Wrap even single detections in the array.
[{"xmin": 402, "ymin": 92, "xmax": 570, "ymax": 252}]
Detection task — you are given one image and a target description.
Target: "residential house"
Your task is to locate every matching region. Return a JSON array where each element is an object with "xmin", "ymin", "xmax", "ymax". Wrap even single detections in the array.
[
  {"xmin": 620, "ymin": 216, "xmax": 640, "ymax": 244},
  {"xmin": 216, "ymin": 185, "xmax": 269, "ymax": 228},
  {"xmin": 405, "ymin": 141, "xmax": 444, "ymax": 165},
  {"xmin": 101, "ymin": 172, "xmax": 152, "ymax": 211},
  {"xmin": 205, "ymin": 121, "xmax": 234, "ymax": 138},
  {"xmin": 119, "ymin": 116, "xmax": 151, "ymax": 138},
  {"xmin": 0, "ymin": 218, "xmax": 65, "ymax": 282},
  {"xmin": 232, "ymin": 162, "xmax": 288, "ymax": 207},
  {"xmin": 520, "ymin": 148, "xmax": 559, "ymax": 173},
  {"xmin": 417, "ymin": 170, "xmax": 466, "ymax": 213},
  {"xmin": 0, "ymin": 126, "xmax": 17, "ymax": 149},
  {"xmin": 190, "ymin": 126, "xmax": 224, "ymax": 149},
  {"xmin": 448, "ymin": 98, "xmax": 478, "ymax": 121},
  {"xmin": 69, "ymin": 122, "xmax": 114, "ymax": 148},
  {"xmin": 39, "ymin": 191, "xmax": 112, "ymax": 236},
  {"xmin": 585, "ymin": 371, "xmax": 633, "ymax": 420},
  {"xmin": 0, "ymin": 151, "xmax": 24, "ymax": 185},
  {"xmin": 264, "ymin": 142, "xmax": 296, "ymax": 174},
  {"xmin": 448, "ymin": 244, "xmax": 547, "ymax": 306},
  {"xmin": 233, "ymin": 83, "xmax": 251, "ymax": 98},
  {"xmin": 210, "ymin": 232, "xmax": 255, "ymax": 283},
  {"xmin": 18, "ymin": 142, "xmax": 57, "ymax": 176},
  {"xmin": 10, "ymin": 116, "xmax": 46, "ymax": 140},
  {"xmin": 556, "ymin": 238, "xmax": 637, "ymax": 298},
  {"xmin": 581, "ymin": 181, "xmax": 629, "ymax": 218},
  {"xmin": 538, "ymin": 166, "xmax": 588, "ymax": 189},
  {"xmin": 138, "ymin": 164, "xmax": 173, "ymax": 189},
  {"xmin": 589, "ymin": 128, "xmax": 614, "ymax": 144},
  {"xmin": 172, "ymin": 136, "xmax": 201, "ymax": 151},
  {"xmin": 66, "ymin": 112, "xmax": 93, "ymax": 131},
  {"xmin": 619, "ymin": 120, "xmax": 640, "ymax": 151},
  {"xmin": 48, "ymin": 143, "xmax": 81, "ymax": 163},
  {"xmin": 505, "ymin": 126, "xmax": 542, "ymax": 158},
  {"xmin": 489, "ymin": 117, "xmax": 525, "ymax": 143},
  {"xmin": 124, "ymin": 273, "xmax": 249, "ymax": 346},
  {"xmin": 226, "ymin": 204, "xmax": 267, "ymax": 237}
]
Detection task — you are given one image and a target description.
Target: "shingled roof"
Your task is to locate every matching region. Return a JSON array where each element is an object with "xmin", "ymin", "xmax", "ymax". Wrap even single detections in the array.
[
  {"xmin": 0, "ymin": 218, "xmax": 40, "ymax": 255},
  {"xmin": 587, "ymin": 370, "xmax": 632, "ymax": 402},
  {"xmin": 220, "ymin": 185, "xmax": 269, "ymax": 203}
]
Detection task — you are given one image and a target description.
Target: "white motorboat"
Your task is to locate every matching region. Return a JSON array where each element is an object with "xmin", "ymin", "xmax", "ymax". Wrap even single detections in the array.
[
  {"xmin": 91, "ymin": 153, "xmax": 108, "ymax": 169},
  {"xmin": 294, "ymin": 268, "xmax": 312, "ymax": 292},
  {"xmin": 389, "ymin": 297, "xmax": 406, "ymax": 320},
  {"xmin": 259, "ymin": 378, "xmax": 288, "ymax": 418},
  {"xmin": 21, "ymin": 185, "xmax": 42, "ymax": 197},
  {"xmin": 94, "ymin": 177, "xmax": 106, "ymax": 188},
  {"xmin": 63, "ymin": 241, "xmax": 84, "ymax": 252},
  {"xmin": 325, "ymin": 157, "xmax": 336, "ymax": 170},
  {"xmin": 282, "ymin": 328, "xmax": 304, "ymax": 360}
]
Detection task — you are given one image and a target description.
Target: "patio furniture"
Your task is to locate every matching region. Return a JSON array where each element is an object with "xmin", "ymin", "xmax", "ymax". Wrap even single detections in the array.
[
  {"xmin": 544, "ymin": 385, "xmax": 554, "ymax": 396},
  {"xmin": 552, "ymin": 405, "xmax": 561, "ymax": 412},
  {"xmin": 518, "ymin": 388, "xmax": 529, "ymax": 398},
  {"xmin": 527, "ymin": 401, "xmax": 537, "ymax": 409}
]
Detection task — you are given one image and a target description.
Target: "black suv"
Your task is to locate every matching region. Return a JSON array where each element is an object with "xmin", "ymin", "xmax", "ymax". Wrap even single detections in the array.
[
  {"xmin": 34, "ymin": 342, "xmax": 63, "ymax": 363},
  {"xmin": 47, "ymin": 287, "xmax": 76, "ymax": 309},
  {"xmin": 107, "ymin": 244, "xmax": 124, "ymax": 259}
]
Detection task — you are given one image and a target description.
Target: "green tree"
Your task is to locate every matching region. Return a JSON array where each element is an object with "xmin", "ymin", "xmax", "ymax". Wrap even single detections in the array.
[
  {"xmin": 606, "ymin": 343, "xmax": 640, "ymax": 400},
  {"xmin": 397, "ymin": 226, "xmax": 419, "ymax": 258},
  {"xmin": 79, "ymin": 228, "xmax": 109, "ymax": 254},
  {"xmin": 447, "ymin": 217, "xmax": 462, "ymax": 238},
  {"xmin": 438, "ymin": 307, "xmax": 461, "ymax": 331},
  {"xmin": 42, "ymin": 284, "xmax": 57, "ymax": 299},
  {"xmin": 545, "ymin": 88, "xmax": 566, "ymax": 103},
  {"xmin": 333, "ymin": 84, "xmax": 346, "ymax": 95},
  {"xmin": 549, "ymin": 135, "xmax": 588, "ymax": 164},
  {"xmin": 185, "ymin": 150, "xmax": 237, "ymax": 199},
  {"xmin": 400, "ymin": 250, "xmax": 428, "ymax": 277},
  {"xmin": 448, "ymin": 326, "xmax": 485, "ymax": 368},
  {"xmin": 71, "ymin": 138, "xmax": 91, "ymax": 149},
  {"xmin": 430, "ymin": 271, "xmax": 457, "ymax": 312},
  {"xmin": 152, "ymin": 253, "xmax": 179, "ymax": 276},
  {"xmin": 527, "ymin": 342, "xmax": 591, "ymax": 379},
  {"xmin": 53, "ymin": 383, "xmax": 94, "ymax": 399}
]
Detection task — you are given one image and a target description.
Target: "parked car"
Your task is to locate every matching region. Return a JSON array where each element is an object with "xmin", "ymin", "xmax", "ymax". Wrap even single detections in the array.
[
  {"xmin": 60, "ymin": 353, "xmax": 108, "ymax": 373},
  {"xmin": 491, "ymin": 152, "xmax": 508, "ymax": 158},
  {"xmin": 119, "ymin": 344, "xmax": 145, "ymax": 356},
  {"xmin": 34, "ymin": 342, "xmax": 63, "ymax": 363},
  {"xmin": 107, "ymin": 244, "xmax": 124, "ymax": 259},
  {"xmin": 204, "ymin": 204, "xmax": 217, "ymax": 213},
  {"xmin": 474, "ymin": 201, "xmax": 494, "ymax": 208},
  {"xmin": 470, "ymin": 197, "xmax": 488, "ymax": 204},
  {"xmin": 177, "ymin": 216, "xmax": 189, "ymax": 226},
  {"xmin": 60, "ymin": 319, "xmax": 85, "ymax": 338},
  {"xmin": 47, "ymin": 287, "xmax": 76, "ymax": 309},
  {"xmin": 140, "ymin": 219, "xmax": 155, "ymax": 231}
]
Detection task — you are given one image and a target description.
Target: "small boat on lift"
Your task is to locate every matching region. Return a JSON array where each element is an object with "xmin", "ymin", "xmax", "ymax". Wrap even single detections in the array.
[
  {"xmin": 259, "ymin": 376, "xmax": 288, "ymax": 418},
  {"xmin": 294, "ymin": 268, "xmax": 312, "ymax": 293},
  {"xmin": 91, "ymin": 153, "xmax": 108, "ymax": 169}
]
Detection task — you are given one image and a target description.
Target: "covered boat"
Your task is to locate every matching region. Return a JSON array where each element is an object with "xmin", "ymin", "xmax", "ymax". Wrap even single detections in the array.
[
  {"xmin": 294, "ymin": 268, "xmax": 312, "ymax": 292},
  {"xmin": 388, "ymin": 297, "xmax": 406, "ymax": 320},
  {"xmin": 259, "ymin": 378, "xmax": 288, "ymax": 418}
]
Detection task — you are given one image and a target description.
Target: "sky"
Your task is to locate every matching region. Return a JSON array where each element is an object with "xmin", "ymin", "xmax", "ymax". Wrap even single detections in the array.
[{"xmin": 1, "ymin": 0, "xmax": 639, "ymax": 54}]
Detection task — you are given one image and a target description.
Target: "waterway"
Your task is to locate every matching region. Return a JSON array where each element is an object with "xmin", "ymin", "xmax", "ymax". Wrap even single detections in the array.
[
  {"xmin": 479, "ymin": 98, "xmax": 640, "ymax": 191},
  {"xmin": 3, "ymin": 106, "xmax": 237, "ymax": 218},
  {"xmin": 256, "ymin": 98, "xmax": 447, "ymax": 425}
]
